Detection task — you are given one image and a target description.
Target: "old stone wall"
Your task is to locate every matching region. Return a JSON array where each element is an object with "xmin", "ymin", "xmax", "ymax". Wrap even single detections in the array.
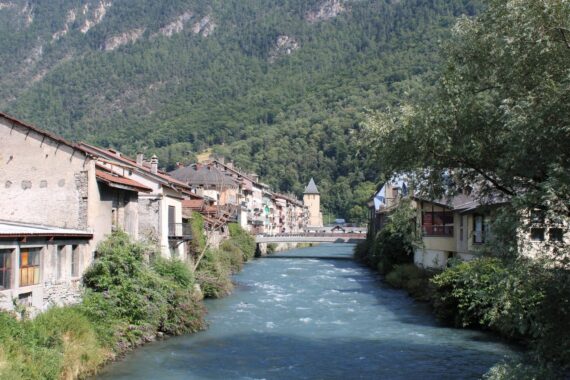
[
  {"xmin": 207, "ymin": 228, "xmax": 229, "ymax": 250},
  {"xmin": 42, "ymin": 279, "xmax": 82, "ymax": 308},
  {"xmin": 138, "ymin": 196, "xmax": 161, "ymax": 245}
]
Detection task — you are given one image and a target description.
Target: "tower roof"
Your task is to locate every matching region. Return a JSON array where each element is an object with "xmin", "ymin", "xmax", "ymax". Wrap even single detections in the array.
[{"xmin": 304, "ymin": 178, "xmax": 320, "ymax": 194}]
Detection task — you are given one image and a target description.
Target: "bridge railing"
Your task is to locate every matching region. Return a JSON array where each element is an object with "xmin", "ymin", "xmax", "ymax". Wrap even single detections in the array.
[{"xmin": 258, "ymin": 232, "xmax": 366, "ymax": 239}]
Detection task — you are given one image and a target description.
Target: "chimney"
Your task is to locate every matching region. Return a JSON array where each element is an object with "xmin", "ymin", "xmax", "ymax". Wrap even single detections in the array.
[
  {"xmin": 227, "ymin": 161, "xmax": 234, "ymax": 169},
  {"xmin": 136, "ymin": 153, "xmax": 144, "ymax": 166},
  {"xmin": 150, "ymin": 154, "xmax": 158, "ymax": 174}
]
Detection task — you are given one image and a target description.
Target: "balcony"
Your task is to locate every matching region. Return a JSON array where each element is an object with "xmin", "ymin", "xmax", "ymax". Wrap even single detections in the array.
[
  {"xmin": 422, "ymin": 225, "xmax": 453, "ymax": 237},
  {"xmin": 168, "ymin": 223, "xmax": 193, "ymax": 240}
]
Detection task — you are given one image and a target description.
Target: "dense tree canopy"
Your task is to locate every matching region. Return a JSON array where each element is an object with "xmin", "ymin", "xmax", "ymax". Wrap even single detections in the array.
[
  {"xmin": 0, "ymin": 0, "xmax": 481, "ymax": 220},
  {"xmin": 365, "ymin": 0, "xmax": 570, "ymax": 216}
]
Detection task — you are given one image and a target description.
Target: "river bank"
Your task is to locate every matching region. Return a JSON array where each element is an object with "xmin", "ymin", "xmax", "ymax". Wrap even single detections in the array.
[
  {"xmin": 354, "ymin": 234, "xmax": 570, "ymax": 379},
  {"xmin": 96, "ymin": 244, "xmax": 517, "ymax": 380},
  {"xmin": 0, "ymin": 220, "xmax": 258, "ymax": 380}
]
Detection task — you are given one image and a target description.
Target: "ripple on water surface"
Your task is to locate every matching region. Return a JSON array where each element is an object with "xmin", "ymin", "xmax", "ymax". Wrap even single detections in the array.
[{"xmin": 96, "ymin": 244, "xmax": 518, "ymax": 380}]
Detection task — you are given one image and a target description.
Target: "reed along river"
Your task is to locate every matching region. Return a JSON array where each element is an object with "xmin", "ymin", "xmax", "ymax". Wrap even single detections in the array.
[{"xmin": 96, "ymin": 244, "xmax": 518, "ymax": 380}]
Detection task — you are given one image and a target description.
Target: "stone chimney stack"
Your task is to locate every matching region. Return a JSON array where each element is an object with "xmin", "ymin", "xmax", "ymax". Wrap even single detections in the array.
[
  {"xmin": 150, "ymin": 155, "xmax": 158, "ymax": 174},
  {"xmin": 136, "ymin": 153, "xmax": 144, "ymax": 166}
]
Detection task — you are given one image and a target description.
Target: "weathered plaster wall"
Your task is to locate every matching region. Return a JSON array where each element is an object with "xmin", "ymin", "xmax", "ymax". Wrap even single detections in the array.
[
  {"xmin": 138, "ymin": 195, "xmax": 161, "ymax": 245},
  {"xmin": 0, "ymin": 241, "xmax": 88, "ymax": 314},
  {"xmin": 0, "ymin": 119, "xmax": 90, "ymax": 228}
]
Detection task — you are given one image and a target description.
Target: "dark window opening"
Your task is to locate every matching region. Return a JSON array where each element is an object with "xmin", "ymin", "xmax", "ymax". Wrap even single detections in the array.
[
  {"xmin": 531, "ymin": 228, "xmax": 545, "ymax": 242},
  {"xmin": 549, "ymin": 228, "xmax": 564, "ymax": 242},
  {"xmin": 0, "ymin": 250, "xmax": 12, "ymax": 290}
]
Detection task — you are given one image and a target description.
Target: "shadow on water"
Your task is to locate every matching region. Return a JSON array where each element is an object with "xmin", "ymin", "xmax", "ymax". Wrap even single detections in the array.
[{"xmin": 97, "ymin": 332, "xmax": 510, "ymax": 380}]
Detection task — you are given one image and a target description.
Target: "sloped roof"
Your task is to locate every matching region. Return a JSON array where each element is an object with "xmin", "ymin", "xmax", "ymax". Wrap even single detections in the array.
[
  {"xmin": 78, "ymin": 143, "xmax": 190, "ymax": 190},
  {"xmin": 414, "ymin": 192, "xmax": 507, "ymax": 213},
  {"xmin": 0, "ymin": 221, "xmax": 92, "ymax": 239},
  {"xmin": 0, "ymin": 112, "xmax": 82, "ymax": 154},
  {"xmin": 96, "ymin": 165, "xmax": 152, "ymax": 193},
  {"xmin": 169, "ymin": 165, "xmax": 238, "ymax": 188},
  {"xmin": 303, "ymin": 178, "xmax": 319, "ymax": 194}
]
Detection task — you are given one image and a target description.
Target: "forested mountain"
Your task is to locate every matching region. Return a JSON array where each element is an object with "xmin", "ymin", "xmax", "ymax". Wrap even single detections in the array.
[{"xmin": 0, "ymin": 0, "xmax": 480, "ymax": 220}]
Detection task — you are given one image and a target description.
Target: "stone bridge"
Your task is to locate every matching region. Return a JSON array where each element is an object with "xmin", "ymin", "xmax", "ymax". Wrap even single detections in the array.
[{"xmin": 255, "ymin": 233, "xmax": 366, "ymax": 244}]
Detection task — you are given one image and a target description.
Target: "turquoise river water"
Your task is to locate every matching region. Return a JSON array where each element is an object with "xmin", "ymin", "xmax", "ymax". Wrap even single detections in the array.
[{"xmin": 96, "ymin": 244, "xmax": 518, "ymax": 380}]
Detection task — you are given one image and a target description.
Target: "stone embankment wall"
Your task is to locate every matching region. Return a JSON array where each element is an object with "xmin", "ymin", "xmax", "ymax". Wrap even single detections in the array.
[{"xmin": 256, "ymin": 242, "xmax": 315, "ymax": 256}]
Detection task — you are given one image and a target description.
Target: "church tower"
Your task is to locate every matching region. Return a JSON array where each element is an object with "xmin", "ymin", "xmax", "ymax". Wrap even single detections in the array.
[{"xmin": 303, "ymin": 178, "xmax": 323, "ymax": 227}]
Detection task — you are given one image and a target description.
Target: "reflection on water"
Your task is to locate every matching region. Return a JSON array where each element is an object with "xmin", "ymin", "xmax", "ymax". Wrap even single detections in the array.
[{"xmin": 96, "ymin": 244, "xmax": 517, "ymax": 380}]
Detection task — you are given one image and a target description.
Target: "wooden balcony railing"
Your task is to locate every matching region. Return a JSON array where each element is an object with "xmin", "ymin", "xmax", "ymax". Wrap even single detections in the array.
[{"xmin": 168, "ymin": 223, "xmax": 193, "ymax": 239}]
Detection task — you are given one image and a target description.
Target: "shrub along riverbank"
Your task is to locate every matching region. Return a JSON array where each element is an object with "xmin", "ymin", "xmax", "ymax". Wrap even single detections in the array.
[
  {"xmin": 0, "ymin": 220, "xmax": 257, "ymax": 379},
  {"xmin": 355, "ymin": 217, "xmax": 570, "ymax": 379}
]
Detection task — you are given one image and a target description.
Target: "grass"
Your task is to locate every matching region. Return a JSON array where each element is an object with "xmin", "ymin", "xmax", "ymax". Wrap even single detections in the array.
[{"xmin": 0, "ymin": 232, "xmax": 207, "ymax": 380}]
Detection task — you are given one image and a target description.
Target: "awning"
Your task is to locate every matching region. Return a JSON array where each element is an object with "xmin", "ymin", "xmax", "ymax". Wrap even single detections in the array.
[{"xmin": 0, "ymin": 222, "xmax": 93, "ymax": 240}]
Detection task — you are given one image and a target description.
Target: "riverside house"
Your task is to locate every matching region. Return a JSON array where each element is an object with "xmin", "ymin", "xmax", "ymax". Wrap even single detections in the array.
[
  {"xmin": 0, "ymin": 113, "xmax": 151, "ymax": 313},
  {"xmin": 78, "ymin": 143, "xmax": 193, "ymax": 260},
  {"xmin": 370, "ymin": 179, "xmax": 506, "ymax": 269}
]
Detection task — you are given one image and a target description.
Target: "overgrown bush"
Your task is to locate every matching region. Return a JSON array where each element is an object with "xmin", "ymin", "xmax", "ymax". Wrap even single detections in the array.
[
  {"xmin": 354, "ymin": 199, "xmax": 416, "ymax": 273},
  {"xmin": 431, "ymin": 256, "xmax": 570, "ymax": 371},
  {"xmin": 228, "ymin": 223, "xmax": 256, "ymax": 261},
  {"xmin": 220, "ymin": 240, "xmax": 245, "ymax": 273},
  {"xmin": 385, "ymin": 264, "xmax": 435, "ymax": 301},
  {"xmin": 431, "ymin": 258, "xmax": 509, "ymax": 328},
  {"xmin": 189, "ymin": 211, "xmax": 207, "ymax": 257},
  {"xmin": 0, "ymin": 232, "xmax": 209, "ymax": 379},
  {"xmin": 83, "ymin": 231, "xmax": 206, "ymax": 336},
  {"xmin": 195, "ymin": 248, "xmax": 234, "ymax": 298}
]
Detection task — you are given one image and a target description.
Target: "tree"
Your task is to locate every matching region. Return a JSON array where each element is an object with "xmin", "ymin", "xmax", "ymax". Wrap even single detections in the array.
[{"xmin": 364, "ymin": 0, "xmax": 570, "ymax": 216}]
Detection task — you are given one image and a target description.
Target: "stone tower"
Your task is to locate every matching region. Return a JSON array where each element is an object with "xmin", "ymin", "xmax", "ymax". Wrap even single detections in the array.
[{"xmin": 303, "ymin": 178, "xmax": 323, "ymax": 227}]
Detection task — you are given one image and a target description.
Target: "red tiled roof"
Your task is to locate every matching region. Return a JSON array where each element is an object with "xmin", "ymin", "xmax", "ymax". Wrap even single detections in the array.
[
  {"xmin": 96, "ymin": 166, "xmax": 152, "ymax": 193},
  {"xmin": 79, "ymin": 143, "xmax": 190, "ymax": 189},
  {"xmin": 182, "ymin": 199, "xmax": 204, "ymax": 209}
]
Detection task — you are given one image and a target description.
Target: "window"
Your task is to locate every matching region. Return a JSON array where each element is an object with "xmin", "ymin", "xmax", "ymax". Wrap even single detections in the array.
[
  {"xmin": 20, "ymin": 248, "xmax": 40, "ymax": 287},
  {"xmin": 422, "ymin": 210, "xmax": 454, "ymax": 236},
  {"xmin": 459, "ymin": 216, "xmax": 464, "ymax": 241},
  {"xmin": 71, "ymin": 245, "xmax": 80, "ymax": 277},
  {"xmin": 473, "ymin": 215, "xmax": 485, "ymax": 244},
  {"xmin": 531, "ymin": 228, "xmax": 545, "ymax": 242},
  {"xmin": 111, "ymin": 208, "xmax": 118, "ymax": 231},
  {"xmin": 530, "ymin": 209, "xmax": 546, "ymax": 224},
  {"xmin": 0, "ymin": 250, "xmax": 12, "ymax": 290},
  {"xmin": 549, "ymin": 228, "xmax": 564, "ymax": 242},
  {"xmin": 56, "ymin": 246, "xmax": 66, "ymax": 280}
]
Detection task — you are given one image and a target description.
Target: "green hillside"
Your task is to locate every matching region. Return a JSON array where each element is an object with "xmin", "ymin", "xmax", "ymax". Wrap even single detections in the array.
[{"xmin": 0, "ymin": 0, "xmax": 480, "ymax": 220}]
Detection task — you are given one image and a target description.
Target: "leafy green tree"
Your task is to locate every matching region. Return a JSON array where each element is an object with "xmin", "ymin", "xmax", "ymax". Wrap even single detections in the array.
[{"xmin": 364, "ymin": 0, "xmax": 570, "ymax": 217}]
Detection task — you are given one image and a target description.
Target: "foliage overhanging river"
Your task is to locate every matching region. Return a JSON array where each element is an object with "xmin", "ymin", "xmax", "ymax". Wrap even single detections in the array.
[{"xmin": 96, "ymin": 244, "xmax": 518, "ymax": 380}]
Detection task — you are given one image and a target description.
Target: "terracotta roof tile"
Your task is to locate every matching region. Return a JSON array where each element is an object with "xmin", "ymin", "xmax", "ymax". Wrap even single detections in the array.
[{"xmin": 96, "ymin": 166, "xmax": 152, "ymax": 193}]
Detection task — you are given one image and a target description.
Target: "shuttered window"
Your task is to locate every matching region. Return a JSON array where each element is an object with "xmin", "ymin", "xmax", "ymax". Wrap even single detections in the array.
[{"xmin": 20, "ymin": 248, "xmax": 40, "ymax": 287}]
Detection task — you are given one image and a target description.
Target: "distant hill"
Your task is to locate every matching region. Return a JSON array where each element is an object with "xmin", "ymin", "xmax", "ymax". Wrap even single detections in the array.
[{"xmin": 0, "ymin": 0, "xmax": 480, "ymax": 220}]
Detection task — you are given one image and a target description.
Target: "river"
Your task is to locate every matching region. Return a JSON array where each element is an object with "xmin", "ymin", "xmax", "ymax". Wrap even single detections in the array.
[{"xmin": 96, "ymin": 244, "xmax": 518, "ymax": 380}]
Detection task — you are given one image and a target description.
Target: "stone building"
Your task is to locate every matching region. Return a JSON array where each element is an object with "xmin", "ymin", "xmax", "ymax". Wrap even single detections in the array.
[
  {"xmin": 78, "ymin": 143, "xmax": 193, "ymax": 259},
  {"xmin": 0, "ymin": 112, "xmax": 149, "ymax": 313},
  {"xmin": 303, "ymin": 178, "xmax": 323, "ymax": 228}
]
